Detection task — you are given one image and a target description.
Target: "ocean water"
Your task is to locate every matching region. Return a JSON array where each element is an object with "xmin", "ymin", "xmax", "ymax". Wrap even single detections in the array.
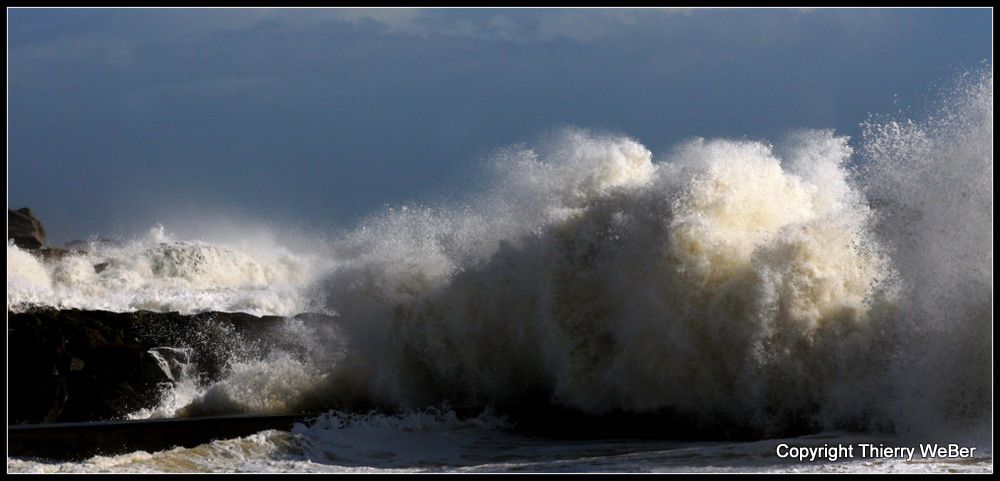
[
  {"xmin": 6, "ymin": 69, "xmax": 992, "ymax": 473},
  {"xmin": 7, "ymin": 413, "xmax": 993, "ymax": 473}
]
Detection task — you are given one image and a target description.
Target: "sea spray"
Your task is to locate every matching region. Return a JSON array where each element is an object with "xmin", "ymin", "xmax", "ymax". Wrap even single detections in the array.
[
  {"xmin": 7, "ymin": 240, "xmax": 54, "ymax": 308},
  {"xmin": 298, "ymin": 71, "xmax": 988, "ymax": 438},
  {"xmin": 160, "ymin": 126, "xmax": 906, "ymax": 435},
  {"xmin": 859, "ymin": 67, "xmax": 993, "ymax": 436},
  {"xmin": 284, "ymin": 71, "xmax": 988, "ymax": 433},
  {"xmin": 234, "ymin": 126, "xmax": 895, "ymax": 437},
  {"xmin": 10, "ymin": 71, "xmax": 990, "ymax": 443},
  {"xmin": 6, "ymin": 225, "xmax": 330, "ymax": 316},
  {"xmin": 137, "ymin": 314, "xmax": 351, "ymax": 419}
]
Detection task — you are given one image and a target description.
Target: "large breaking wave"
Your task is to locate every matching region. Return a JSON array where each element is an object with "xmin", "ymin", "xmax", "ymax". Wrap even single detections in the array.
[
  {"xmin": 302, "ymin": 127, "xmax": 899, "ymax": 436},
  {"xmin": 7, "ymin": 69, "xmax": 992, "ymax": 438}
]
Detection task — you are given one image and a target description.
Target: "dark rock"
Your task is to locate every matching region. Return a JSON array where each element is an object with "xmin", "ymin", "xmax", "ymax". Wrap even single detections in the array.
[
  {"xmin": 7, "ymin": 307, "xmax": 809, "ymax": 453},
  {"xmin": 8, "ymin": 207, "xmax": 47, "ymax": 250},
  {"xmin": 6, "ymin": 308, "xmax": 317, "ymax": 424}
]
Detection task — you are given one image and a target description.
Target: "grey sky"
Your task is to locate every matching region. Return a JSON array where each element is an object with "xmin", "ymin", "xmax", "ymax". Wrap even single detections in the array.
[{"xmin": 7, "ymin": 8, "xmax": 993, "ymax": 244}]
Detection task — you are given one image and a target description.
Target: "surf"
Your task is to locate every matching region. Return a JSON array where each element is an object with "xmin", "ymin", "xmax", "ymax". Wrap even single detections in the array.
[{"xmin": 7, "ymin": 68, "xmax": 991, "ymax": 444}]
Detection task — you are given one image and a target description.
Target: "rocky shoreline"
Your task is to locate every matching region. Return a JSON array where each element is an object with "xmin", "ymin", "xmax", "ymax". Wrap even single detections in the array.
[
  {"xmin": 7, "ymin": 207, "xmax": 808, "ymax": 446},
  {"xmin": 8, "ymin": 207, "xmax": 80, "ymax": 260},
  {"xmin": 8, "ymin": 308, "xmax": 785, "ymax": 443},
  {"xmin": 7, "ymin": 208, "xmax": 330, "ymax": 425},
  {"xmin": 8, "ymin": 307, "xmax": 330, "ymax": 425}
]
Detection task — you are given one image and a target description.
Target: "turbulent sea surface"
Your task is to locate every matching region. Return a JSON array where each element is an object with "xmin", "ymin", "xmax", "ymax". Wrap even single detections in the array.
[{"xmin": 7, "ymin": 70, "xmax": 993, "ymax": 473}]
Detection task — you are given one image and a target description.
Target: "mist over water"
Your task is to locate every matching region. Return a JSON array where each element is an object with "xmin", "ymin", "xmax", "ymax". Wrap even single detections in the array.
[
  {"xmin": 7, "ymin": 69, "xmax": 992, "ymax": 452},
  {"xmin": 860, "ymin": 69, "xmax": 993, "ymax": 437}
]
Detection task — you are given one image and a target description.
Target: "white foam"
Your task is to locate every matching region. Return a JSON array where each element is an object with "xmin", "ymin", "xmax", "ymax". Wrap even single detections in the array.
[
  {"xmin": 860, "ymin": 69, "xmax": 993, "ymax": 434},
  {"xmin": 7, "ymin": 240, "xmax": 54, "ymax": 309},
  {"xmin": 7, "ymin": 225, "xmax": 331, "ymax": 316},
  {"xmin": 166, "ymin": 84, "xmax": 989, "ymax": 433},
  {"xmin": 7, "ymin": 420, "xmax": 992, "ymax": 473},
  {"xmin": 278, "ymin": 126, "xmax": 899, "ymax": 435},
  {"xmin": 7, "ymin": 70, "xmax": 990, "ymax": 471}
]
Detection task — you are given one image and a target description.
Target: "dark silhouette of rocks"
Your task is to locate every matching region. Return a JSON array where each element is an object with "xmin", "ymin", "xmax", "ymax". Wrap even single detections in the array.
[
  {"xmin": 7, "ymin": 308, "xmax": 331, "ymax": 425},
  {"xmin": 7, "ymin": 307, "xmax": 805, "ymax": 459},
  {"xmin": 8, "ymin": 207, "xmax": 47, "ymax": 249}
]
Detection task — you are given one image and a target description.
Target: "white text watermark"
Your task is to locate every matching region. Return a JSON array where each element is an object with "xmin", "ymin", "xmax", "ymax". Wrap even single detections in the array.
[{"xmin": 775, "ymin": 443, "xmax": 977, "ymax": 463}]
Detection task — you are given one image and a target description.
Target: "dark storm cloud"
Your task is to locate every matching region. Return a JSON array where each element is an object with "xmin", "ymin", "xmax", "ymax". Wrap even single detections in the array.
[{"xmin": 7, "ymin": 8, "xmax": 992, "ymax": 243}]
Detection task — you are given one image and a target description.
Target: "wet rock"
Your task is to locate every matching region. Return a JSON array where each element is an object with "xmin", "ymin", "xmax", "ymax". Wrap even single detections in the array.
[
  {"xmin": 6, "ymin": 308, "xmax": 324, "ymax": 424},
  {"xmin": 8, "ymin": 207, "xmax": 47, "ymax": 250}
]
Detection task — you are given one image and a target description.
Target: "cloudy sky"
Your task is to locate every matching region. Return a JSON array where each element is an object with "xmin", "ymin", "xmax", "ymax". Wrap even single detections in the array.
[{"xmin": 7, "ymin": 8, "xmax": 992, "ymax": 243}]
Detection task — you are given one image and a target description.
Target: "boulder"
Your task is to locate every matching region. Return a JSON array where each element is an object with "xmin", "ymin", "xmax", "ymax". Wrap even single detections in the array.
[{"xmin": 8, "ymin": 207, "xmax": 47, "ymax": 250}]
